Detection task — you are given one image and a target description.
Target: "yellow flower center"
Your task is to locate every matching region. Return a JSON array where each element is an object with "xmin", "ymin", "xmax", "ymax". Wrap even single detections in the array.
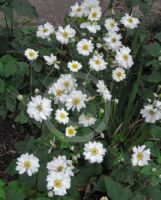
[
  {"xmin": 137, "ymin": 152, "xmax": 143, "ymax": 161},
  {"xmin": 60, "ymin": 113, "xmax": 66, "ymax": 119},
  {"xmin": 92, "ymin": 12, "xmax": 97, "ymax": 18},
  {"xmin": 24, "ymin": 161, "xmax": 31, "ymax": 169},
  {"xmin": 56, "ymin": 89, "xmax": 63, "ymax": 97},
  {"xmin": 112, "ymin": 38, "xmax": 116, "ymax": 43},
  {"xmin": 72, "ymin": 98, "xmax": 80, "ymax": 106},
  {"xmin": 123, "ymin": 54, "xmax": 129, "ymax": 61},
  {"xmin": 82, "ymin": 44, "xmax": 89, "ymax": 51},
  {"xmin": 149, "ymin": 109, "xmax": 156, "ymax": 116},
  {"xmin": 56, "ymin": 166, "xmax": 64, "ymax": 172},
  {"xmin": 72, "ymin": 63, "xmax": 78, "ymax": 69},
  {"xmin": 110, "ymin": 22, "xmax": 115, "ymax": 28},
  {"xmin": 54, "ymin": 179, "xmax": 62, "ymax": 188},
  {"xmin": 63, "ymin": 81, "xmax": 70, "ymax": 88},
  {"xmin": 43, "ymin": 28, "xmax": 48, "ymax": 33},
  {"xmin": 128, "ymin": 18, "xmax": 133, "ymax": 23},
  {"xmin": 63, "ymin": 31, "xmax": 69, "ymax": 38},
  {"xmin": 95, "ymin": 59, "xmax": 101, "ymax": 65},
  {"xmin": 67, "ymin": 128, "xmax": 76, "ymax": 136},
  {"xmin": 91, "ymin": 148, "xmax": 99, "ymax": 156},
  {"xmin": 29, "ymin": 51, "xmax": 35, "ymax": 57},
  {"xmin": 116, "ymin": 71, "xmax": 123, "ymax": 78},
  {"xmin": 36, "ymin": 104, "xmax": 43, "ymax": 112},
  {"xmin": 76, "ymin": 7, "xmax": 81, "ymax": 12}
]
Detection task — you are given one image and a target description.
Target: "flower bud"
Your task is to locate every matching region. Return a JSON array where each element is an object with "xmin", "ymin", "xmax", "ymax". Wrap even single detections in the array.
[
  {"xmin": 48, "ymin": 191, "xmax": 54, "ymax": 198},
  {"xmin": 17, "ymin": 94, "xmax": 23, "ymax": 101}
]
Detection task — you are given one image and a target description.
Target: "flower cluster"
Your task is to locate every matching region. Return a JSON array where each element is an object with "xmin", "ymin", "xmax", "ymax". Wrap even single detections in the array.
[{"xmin": 46, "ymin": 155, "xmax": 74, "ymax": 196}]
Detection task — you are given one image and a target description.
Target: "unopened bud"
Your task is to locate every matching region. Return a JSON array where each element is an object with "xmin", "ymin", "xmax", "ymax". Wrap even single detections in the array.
[
  {"xmin": 35, "ymin": 88, "xmax": 39, "ymax": 94},
  {"xmin": 17, "ymin": 94, "xmax": 23, "ymax": 101},
  {"xmin": 48, "ymin": 191, "xmax": 54, "ymax": 198},
  {"xmin": 100, "ymin": 133, "xmax": 105, "ymax": 138}
]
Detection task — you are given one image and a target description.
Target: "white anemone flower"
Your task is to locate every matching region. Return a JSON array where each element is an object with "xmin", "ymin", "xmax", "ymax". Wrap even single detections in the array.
[
  {"xmin": 47, "ymin": 173, "xmax": 71, "ymax": 196},
  {"xmin": 121, "ymin": 13, "xmax": 140, "ymax": 29},
  {"xmin": 79, "ymin": 113, "xmax": 96, "ymax": 127},
  {"xmin": 16, "ymin": 153, "xmax": 40, "ymax": 176},
  {"xmin": 132, "ymin": 145, "xmax": 151, "ymax": 166},
  {"xmin": 36, "ymin": 22, "xmax": 54, "ymax": 39},
  {"xmin": 43, "ymin": 54, "xmax": 60, "ymax": 69},
  {"xmin": 89, "ymin": 53, "xmax": 107, "ymax": 71},
  {"xmin": 56, "ymin": 25, "xmax": 76, "ymax": 44},
  {"xmin": 27, "ymin": 95, "xmax": 52, "ymax": 122},
  {"xmin": 115, "ymin": 46, "xmax": 134, "ymax": 68},
  {"xmin": 112, "ymin": 67, "xmax": 126, "ymax": 82},
  {"xmin": 77, "ymin": 39, "xmax": 94, "ymax": 56},
  {"xmin": 55, "ymin": 108, "xmax": 69, "ymax": 125},
  {"xmin": 83, "ymin": 141, "xmax": 106, "ymax": 163},
  {"xmin": 65, "ymin": 90, "xmax": 87, "ymax": 112},
  {"xmin": 24, "ymin": 48, "xmax": 39, "ymax": 61}
]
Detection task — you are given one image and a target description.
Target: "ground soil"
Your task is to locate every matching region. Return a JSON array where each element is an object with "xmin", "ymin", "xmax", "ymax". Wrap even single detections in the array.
[{"xmin": 0, "ymin": 120, "xmax": 33, "ymax": 179}]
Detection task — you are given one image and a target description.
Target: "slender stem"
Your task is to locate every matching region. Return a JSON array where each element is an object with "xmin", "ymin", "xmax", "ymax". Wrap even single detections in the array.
[
  {"xmin": 40, "ymin": 65, "xmax": 55, "ymax": 91},
  {"xmin": 30, "ymin": 62, "xmax": 33, "ymax": 96}
]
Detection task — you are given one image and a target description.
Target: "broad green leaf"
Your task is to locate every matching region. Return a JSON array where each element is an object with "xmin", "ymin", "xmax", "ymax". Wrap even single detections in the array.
[{"xmin": 105, "ymin": 177, "xmax": 133, "ymax": 200}]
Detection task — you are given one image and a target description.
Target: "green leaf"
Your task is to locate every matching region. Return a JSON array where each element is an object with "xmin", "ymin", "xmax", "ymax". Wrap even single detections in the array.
[
  {"xmin": 0, "ymin": 79, "xmax": 5, "ymax": 93},
  {"xmin": 155, "ymin": 32, "xmax": 161, "ymax": 42},
  {"xmin": 0, "ymin": 105, "xmax": 8, "ymax": 119},
  {"xmin": 12, "ymin": 0, "xmax": 38, "ymax": 18},
  {"xmin": 5, "ymin": 181, "xmax": 25, "ymax": 200},
  {"xmin": 105, "ymin": 177, "xmax": 133, "ymax": 200},
  {"xmin": 148, "ymin": 70, "xmax": 161, "ymax": 83},
  {"xmin": 144, "ymin": 43, "xmax": 161, "ymax": 57},
  {"xmin": 5, "ymin": 97, "xmax": 16, "ymax": 112},
  {"xmin": 142, "ymin": 186, "xmax": 161, "ymax": 200},
  {"xmin": 15, "ymin": 111, "xmax": 29, "ymax": 124}
]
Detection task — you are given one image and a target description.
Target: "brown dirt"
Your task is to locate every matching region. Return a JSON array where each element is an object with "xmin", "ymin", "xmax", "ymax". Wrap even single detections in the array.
[{"xmin": 0, "ymin": 120, "xmax": 33, "ymax": 179}]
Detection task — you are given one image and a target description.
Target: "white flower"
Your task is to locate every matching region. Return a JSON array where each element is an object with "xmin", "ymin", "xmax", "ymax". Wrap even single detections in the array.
[
  {"xmin": 89, "ymin": 53, "xmax": 107, "ymax": 71},
  {"xmin": 82, "ymin": 0, "xmax": 100, "ymax": 16},
  {"xmin": 48, "ymin": 82, "xmax": 66, "ymax": 104},
  {"xmin": 27, "ymin": 95, "xmax": 52, "ymax": 122},
  {"xmin": 115, "ymin": 46, "xmax": 134, "ymax": 68},
  {"xmin": 55, "ymin": 108, "xmax": 69, "ymax": 125},
  {"xmin": 65, "ymin": 126, "xmax": 77, "ymax": 137},
  {"xmin": 69, "ymin": 3, "xmax": 84, "ymax": 17},
  {"xmin": 140, "ymin": 104, "xmax": 161, "ymax": 123},
  {"xmin": 67, "ymin": 60, "xmax": 82, "ymax": 72},
  {"xmin": 24, "ymin": 48, "xmax": 38, "ymax": 61},
  {"xmin": 56, "ymin": 25, "xmax": 76, "ymax": 44},
  {"xmin": 36, "ymin": 22, "xmax": 54, "ymax": 39},
  {"xmin": 79, "ymin": 113, "xmax": 96, "ymax": 127},
  {"xmin": 65, "ymin": 90, "xmax": 87, "ymax": 112},
  {"xmin": 77, "ymin": 39, "xmax": 94, "ymax": 56},
  {"xmin": 156, "ymin": 100, "xmax": 161, "ymax": 110},
  {"xmin": 59, "ymin": 74, "xmax": 77, "ymax": 92},
  {"xmin": 88, "ymin": 7, "xmax": 102, "ymax": 21},
  {"xmin": 104, "ymin": 32, "xmax": 122, "ymax": 51},
  {"xmin": 96, "ymin": 80, "xmax": 112, "ymax": 101},
  {"xmin": 100, "ymin": 197, "xmax": 109, "ymax": 200},
  {"xmin": 121, "ymin": 13, "xmax": 140, "ymax": 29},
  {"xmin": 44, "ymin": 54, "xmax": 60, "ymax": 69},
  {"xmin": 83, "ymin": 141, "xmax": 106, "ymax": 163},
  {"xmin": 47, "ymin": 155, "xmax": 74, "ymax": 177},
  {"xmin": 80, "ymin": 22, "xmax": 101, "ymax": 33},
  {"xmin": 132, "ymin": 145, "xmax": 151, "ymax": 166},
  {"xmin": 112, "ymin": 67, "xmax": 126, "ymax": 82},
  {"xmin": 104, "ymin": 18, "xmax": 119, "ymax": 32},
  {"xmin": 47, "ymin": 173, "xmax": 71, "ymax": 196},
  {"xmin": 16, "ymin": 153, "xmax": 40, "ymax": 176}
]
